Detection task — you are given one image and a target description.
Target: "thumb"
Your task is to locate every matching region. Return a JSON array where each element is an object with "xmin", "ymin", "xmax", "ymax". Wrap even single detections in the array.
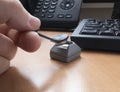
[{"xmin": 0, "ymin": 0, "xmax": 40, "ymax": 31}]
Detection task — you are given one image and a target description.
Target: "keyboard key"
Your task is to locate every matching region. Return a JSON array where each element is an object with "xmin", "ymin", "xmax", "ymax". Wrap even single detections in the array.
[
  {"xmin": 99, "ymin": 29, "xmax": 114, "ymax": 36},
  {"xmin": 81, "ymin": 29, "xmax": 98, "ymax": 35}
]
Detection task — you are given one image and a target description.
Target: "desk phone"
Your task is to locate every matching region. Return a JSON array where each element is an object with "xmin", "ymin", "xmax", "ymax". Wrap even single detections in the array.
[{"xmin": 20, "ymin": 0, "xmax": 82, "ymax": 30}]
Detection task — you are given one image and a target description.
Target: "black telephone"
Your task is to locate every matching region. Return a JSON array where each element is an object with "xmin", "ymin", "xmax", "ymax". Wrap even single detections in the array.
[
  {"xmin": 20, "ymin": 0, "xmax": 82, "ymax": 31},
  {"xmin": 112, "ymin": 0, "xmax": 120, "ymax": 19}
]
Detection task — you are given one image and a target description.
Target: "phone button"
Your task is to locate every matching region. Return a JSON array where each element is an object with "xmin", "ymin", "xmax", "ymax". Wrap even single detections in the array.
[
  {"xmin": 60, "ymin": 0, "xmax": 74, "ymax": 10},
  {"xmin": 40, "ymin": 14, "xmax": 46, "ymax": 18},
  {"xmin": 47, "ymin": 14, "xmax": 54, "ymax": 18},
  {"xmin": 57, "ymin": 14, "xmax": 64, "ymax": 18},
  {"xmin": 50, "ymin": 5, "xmax": 56, "ymax": 9},
  {"xmin": 34, "ymin": 9, "xmax": 40, "ymax": 13},
  {"xmin": 65, "ymin": 14, "xmax": 72, "ymax": 18},
  {"xmin": 48, "ymin": 9, "xmax": 55, "ymax": 13}
]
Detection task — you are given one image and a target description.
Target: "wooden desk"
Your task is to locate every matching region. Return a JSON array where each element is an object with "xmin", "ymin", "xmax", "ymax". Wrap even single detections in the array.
[{"xmin": 0, "ymin": 31, "xmax": 120, "ymax": 92}]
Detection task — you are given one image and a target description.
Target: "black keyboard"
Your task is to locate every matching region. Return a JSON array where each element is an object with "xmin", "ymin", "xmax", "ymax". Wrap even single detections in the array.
[{"xmin": 71, "ymin": 19, "xmax": 120, "ymax": 51}]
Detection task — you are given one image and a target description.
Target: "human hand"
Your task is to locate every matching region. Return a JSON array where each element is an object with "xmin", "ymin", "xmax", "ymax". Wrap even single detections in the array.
[{"xmin": 0, "ymin": 0, "xmax": 41, "ymax": 74}]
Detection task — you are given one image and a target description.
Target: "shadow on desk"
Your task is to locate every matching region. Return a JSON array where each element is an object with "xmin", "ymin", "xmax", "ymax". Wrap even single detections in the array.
[
  {"xmin": 0, "ymin": 58, "xmax": 81, "ymax": 92},
  {"xmin": 0, "ymin": 67, "xmax": 38, "ymax": 92}
]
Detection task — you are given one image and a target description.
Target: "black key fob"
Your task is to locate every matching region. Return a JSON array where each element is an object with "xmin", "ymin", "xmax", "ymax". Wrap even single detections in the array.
[{"xmin": 50, "ymin": 41, "xmax": 81, "ymax": 62}]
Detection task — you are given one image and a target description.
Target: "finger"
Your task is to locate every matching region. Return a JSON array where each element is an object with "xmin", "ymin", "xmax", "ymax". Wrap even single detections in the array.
[
  {"xmin": 7, "ymin": 30, "xmax": 41, "ymax": 52},
  {"xmin": 0, "ymin": 33, "xmax": 17, "ymax": 60},
  {"xmin": 0, "ymin": 56, "xmax": 10, "ymax": 74},
  {"xmin": 6, "ymin": 29, "xmax": 19, "ymax": 45},
  {"xmin": 18, "ymin": 31, "xmax": 41, "ymax": 52},
  {"xmin": 0, "ymin": 0, "xmax": 41, "ymax": 31},
  {"xmin": 0, "ymin": 24, "xmax": 9, "ymax": 34}
]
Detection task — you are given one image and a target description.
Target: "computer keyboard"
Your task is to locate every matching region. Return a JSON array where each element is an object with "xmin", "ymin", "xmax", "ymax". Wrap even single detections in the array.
[{"xmin": 71, "ymin": 19, "xmax": 120, "ymax": 51}]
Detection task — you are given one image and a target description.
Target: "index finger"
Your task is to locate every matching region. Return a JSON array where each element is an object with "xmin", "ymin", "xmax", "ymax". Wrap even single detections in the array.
[{"xmin": 0, "ymin": 0, "xmax": 41, "ymax": 31}]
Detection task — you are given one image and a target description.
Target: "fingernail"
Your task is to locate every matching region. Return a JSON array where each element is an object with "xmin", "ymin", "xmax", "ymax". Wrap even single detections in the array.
[{"xmin": 28, "ymin": 16, "xmax": 40, "ymax": 30}]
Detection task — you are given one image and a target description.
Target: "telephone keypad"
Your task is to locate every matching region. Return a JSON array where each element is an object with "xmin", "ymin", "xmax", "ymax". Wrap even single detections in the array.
[
  {"xmin": 34, "ymin": 0, "xmax": 75, "ymax": 19},
  {"xmin": 34, "ymin": 0, "xmax": 75, "ymax": 20},
  {"xmin": 34, "ymin": 0, "xmax": 59, "ymax": 19}
]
